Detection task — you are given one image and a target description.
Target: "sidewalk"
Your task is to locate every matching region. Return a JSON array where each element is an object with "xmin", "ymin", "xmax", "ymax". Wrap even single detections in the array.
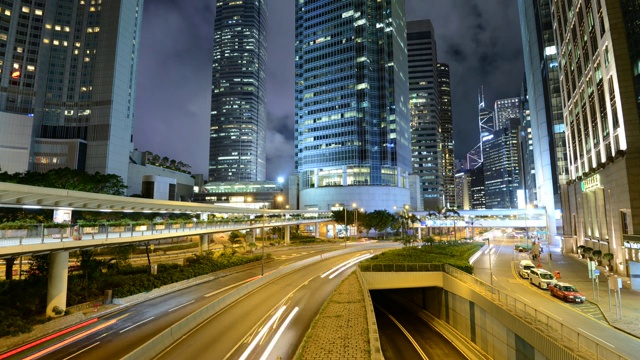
[{"xmin": 533, "ymin": 242, "xmax": 640, "ymax": 338}]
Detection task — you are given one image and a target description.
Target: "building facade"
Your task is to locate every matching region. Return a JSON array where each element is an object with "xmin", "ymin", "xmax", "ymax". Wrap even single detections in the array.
[
  {"xmin": 209, "ymin": 0, "xmax": 267, "ymax": 182},
  {"xmin": 467, "ymin": 88, "xmax": 494, "ymax": 169},
  {"xmin": 519, "ymin": 81, "xmax": 537, "ymax": 207},
  {"xmin": 438, "ymin": 62, "xmax": 455, "ymax": 209},
  {"xmin": 518, "ymin": 0, "xmax": 569, "ymax": 238},
  {"xmin": 407, "ymin": 20, "xmax": 442, "ymax": 210},
  {"xmin": 552, "ymin": 0, "xmax": 640, "ymax": 281},
  {"xmin": 494, "ymin": 97, "xmax": 521, "ymax": 130},
  {"xmin": 483, "ymin": 118, "xmax": 522, "ymax": 209},
  {"xmin": 294, "ymin": 0, "xmax": 412, "ymax": 212},
  {"xmin": 0, "ymin": 0, "xmax": 143, "ymax": 181}
]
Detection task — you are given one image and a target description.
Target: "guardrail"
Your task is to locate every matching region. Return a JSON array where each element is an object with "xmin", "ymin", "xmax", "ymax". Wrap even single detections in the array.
[
  {"xmin": 0, "ymin": 217, "xmax": 332, "ymax": 248},
  {"xmin": 357, "ymin": 262, "xmax": 627, "ymax": 360}
]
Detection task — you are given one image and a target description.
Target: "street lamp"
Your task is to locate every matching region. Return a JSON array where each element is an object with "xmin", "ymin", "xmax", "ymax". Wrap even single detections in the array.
[
  {"xmin": 337, "ymin": 203, "xmax": 347, "ymax": 248},
  {"xmin": 352, "ymin": 203, "xmax": 357, "ymax": 240},
  {"xmin": 261, "ymin": 203, "xmax": 266, "ymax": 276},
  {"xmin": 485, "ymin": 237, "xmax": 493, "ymax": 286}
]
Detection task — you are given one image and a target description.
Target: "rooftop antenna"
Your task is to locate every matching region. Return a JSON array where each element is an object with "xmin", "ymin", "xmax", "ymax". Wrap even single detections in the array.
[{"xmin": 479, "ymin": 86, "xmax": 485, "ymax": 109}]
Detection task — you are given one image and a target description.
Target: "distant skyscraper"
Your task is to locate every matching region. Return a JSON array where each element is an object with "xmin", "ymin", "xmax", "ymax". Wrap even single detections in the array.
[
  {"xmin": 454, "ymin": 171, "xmax": 470, "ymax": 210},
  {"xmin": 548, "ymin": 0, "xmax": 640, "ymax": 269},
  {"xmin": 494, "ymin": 98, "xmax": 521, "ymax": 130},
  {"xmin": 407, "ymin": 20, "xmax": 442, "ymax": 210},
  {"xmin": 519, "ymin": 80, "xmax": 537, "ymax": 207},
  {"xmin": 294, "ymin": 0, "xmax": 412, "ymax": 211},
  {"xmin": 438, "ymin": 63, "xmax": 456, "ymax": 209},
  {"xmin": 518, "ymin": 0, "xmax": 568, "ymax": 237},
  {"xmin": 209, "ymin": 0, "xmax": 267, "ymax": 182},
  {"xmin": 0, "ymin": 0, "xmax": 143, "ymax": 181},
  {"xmin": 467, "ymin": 88, "xmax": 493, "ymax": 169},
  {"xmin": 483, "ymin": 118, "xmax": 522, "ymax": 209},
  {"xmin": 469, "ymin": 164, "xmax": 485, "ymax": 210}
]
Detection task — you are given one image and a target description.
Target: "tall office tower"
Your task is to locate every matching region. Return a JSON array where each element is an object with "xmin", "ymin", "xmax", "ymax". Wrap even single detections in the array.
[
  {"xmin": 454, "ymin": 171, "xmax": 470, "ymax": 210},
  {"xmin": 0, "ymin": 1, "xmax": 143, "ymax": 181},
  {"xmin": 519, "ymin": 80, "xmax": 537, "ymax": 207},
  {"xmin": 483, "ymin": 118, "xmax": 522, "ymax": 209},
  {"xmin": 407, "ymin": 20, "xmax": 442, "ymax": 210},
  {"xmin": 518, "ymin": 0, "xmax": 569, "ymax": 239},
  {"xmin": 494, "ymin": 98, "xmax": 521, "ymax": 130},
  {"xmin": 294, "ymin": 0, "xmax": 412, "ymax": 212},
  {"xmin": 550, "ymin": 1, "xmax": 640, "ymax": 274},
  {"xmin": 209, "ymin": 0, "xmax": 267, "ymax": 182},
  {"xmin": 438, "ymin": 63, "xmax": 455, "ymax": 208},
  {"xmin": 469, "ymin": 164, "xmax": 485, "ymax": 210},
  {"xmin": 467, "ymin": 88, "xmax": 494, "ymax": 169}
]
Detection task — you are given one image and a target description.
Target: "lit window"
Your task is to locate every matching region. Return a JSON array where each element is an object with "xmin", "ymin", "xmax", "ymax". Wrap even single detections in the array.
[
  {"xmin": 35, "ymin": 9, "xmax": 43, "ymax": 16},
  {"xmin": 43, "ymin": 38, "xmax": 50, "ymax": 44},
  {"xmin": 64, "ymin": 26, "xmax": 70, "ymax": 32},
  {"xmin": 55, "ymin": 25, "xmax": 61, "ymax": 31},
  {"xmin": 53, "ymin": 40, "xmax": 59, "ymax": 45},
  {"xmin": 45, "ymin": 24, "xmax": 52, "ymax": 29},
  {"xmin": 4, "ymin": 9, "xmax": 11, "ymax": 16},
  {"xmin": 21, "ymin": 6, "xmax": 29, "ymax": 13},
  {"xmin": 26, "ymin": 65, "xmax": 35, "ymax": 71}
]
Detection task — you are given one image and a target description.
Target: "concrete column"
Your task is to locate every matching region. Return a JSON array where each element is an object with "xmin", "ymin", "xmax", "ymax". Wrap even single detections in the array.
[
  {"xmin": 284, "ymin": 226, "xmax": 290, "ymax": 245},
  {"xmin": 46, "ymin": 251, "xmax": 69, "ymax": 317},
  {"xmin": 199, "ymin": 234, "xmax": 209, "ymax": 254},
  {"xmin": 314, "ymin": 222, "xmax": 320, "ymax": 238}
]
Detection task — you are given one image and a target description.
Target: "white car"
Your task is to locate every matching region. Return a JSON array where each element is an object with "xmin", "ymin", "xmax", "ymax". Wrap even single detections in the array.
[
  {"xmin": 528, "ymin": 268, "xmax": 557, "ymax": 289},
  {"xmin": 518, "ymin": 260, "xmax": 535, "ymax": 279}
]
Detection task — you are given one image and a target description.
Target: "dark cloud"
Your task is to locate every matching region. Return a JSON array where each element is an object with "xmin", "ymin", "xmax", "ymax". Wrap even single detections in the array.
[{"xmin": 135, "ymin": 0, "xmax": 524, "ymax": 177}]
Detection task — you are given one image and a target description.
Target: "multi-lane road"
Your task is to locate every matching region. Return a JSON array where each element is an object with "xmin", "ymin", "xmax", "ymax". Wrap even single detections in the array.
[{"xmin": 7, "ymin": 243, "xmax": 395, "ymax": 360}]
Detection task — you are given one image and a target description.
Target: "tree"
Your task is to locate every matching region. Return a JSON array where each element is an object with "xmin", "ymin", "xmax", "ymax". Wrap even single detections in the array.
[
  {"xmin": 160, "ymin": 156, "xmax": 170, "ymax": 167},
  {"xmin": 77, "ymin": 250, "xmax": 114, "ymax": 299}
]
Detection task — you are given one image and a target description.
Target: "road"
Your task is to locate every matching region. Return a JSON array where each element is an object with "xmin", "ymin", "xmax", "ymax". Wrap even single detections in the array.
[
  {"xmin": 473, "ymin": 236, "xmax": 639, "ymax": 359},
  {"xmin": 372, "ymin": 291, "xmax": 467, "ymax": 360},
  {"xmin": 8, "ymin": 243, "xmax": 393, "ymax": 359}
]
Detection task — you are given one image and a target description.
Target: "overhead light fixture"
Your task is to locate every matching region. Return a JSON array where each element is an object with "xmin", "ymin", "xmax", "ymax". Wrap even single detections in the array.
[
  {"xmin": 99, "ymin": 209, "xmax": 112, "ymax": 212},
  {"xmin": 22, "ymin": 205, "xmax": 42, "ymax": 209}
]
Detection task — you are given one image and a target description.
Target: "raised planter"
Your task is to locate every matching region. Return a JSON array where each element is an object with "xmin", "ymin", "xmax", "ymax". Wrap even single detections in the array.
[
  {"xmin": 153, "ymin": 224, "xmax": 166, "ymax": 231},
  {"xmin": 108, "ymin": 226, "xmax": 125, "ymax": 233},
  {"xmin": 134, "ymin": 225, "xmax": 149, "ymax": 231},
  {"xmin": 0, "ymin": 229, "xmax": 28, "ymax": 238}
]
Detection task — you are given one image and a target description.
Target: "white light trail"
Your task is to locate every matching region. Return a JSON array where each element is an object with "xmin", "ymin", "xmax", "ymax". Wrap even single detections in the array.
[
  {"xmin": 259, "ymin": 307, "xmax": 299, "ymax": 360},
  {"xmin": 238, "ymin": 306, "xmax": 287, "ymax": 360},
  {"xmin": 321, "ymin": 253, "xmax": 375, "ymax": 279}
]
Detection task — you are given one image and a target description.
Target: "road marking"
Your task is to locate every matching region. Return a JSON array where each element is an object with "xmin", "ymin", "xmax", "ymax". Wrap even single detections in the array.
[
  {"xmin": 578, "ymin": 328, "xmax": 614, "ymax": 347},
  {"xmin": 119, "ymin": 317, "xmax": 154, "ymax": 333},
  {"xmin": 168, "ymin": 300, "xmax": 195, "ymax": 312},
  {"xmin": 517, "ymin": 295, "xmax": 531, "ymax": 303},
  {"xmin": 62, "ymin": 342, "xmax": 100, "ymax": 360},
  {"xmin": 376, "ymin": 305, "xmax": 428, "ymax": 359},
  {"xmin": 539, "ymin": 307, "xmax": 562, "ymax": 321},
  {"xmin": 96, "ymin": 331, "xmax": 113, "ymax": 339}
]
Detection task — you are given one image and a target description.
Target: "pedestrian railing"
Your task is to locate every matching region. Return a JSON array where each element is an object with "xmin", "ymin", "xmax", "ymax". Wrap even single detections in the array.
[{"xmin": 0, "ymin": 216, "xmax": 332, "ymax": 248}]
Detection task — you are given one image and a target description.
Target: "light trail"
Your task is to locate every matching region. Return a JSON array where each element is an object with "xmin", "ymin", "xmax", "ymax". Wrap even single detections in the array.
[
  {"xmin": 238, "ymin": 306, "xmax": 287, "ymax": 360},
  {"xmin": 259, "ymin": 307, "xmax": 299, "ymax": 360}
]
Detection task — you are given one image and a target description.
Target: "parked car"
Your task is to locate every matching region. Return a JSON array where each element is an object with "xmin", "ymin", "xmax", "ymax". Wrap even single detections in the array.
[
  {"xmin": 548, "ymin": 282, "xmax": 586, "ymax": 303},
  {"xmin": 528, "ymin": 268, "xmax": 557, "ymax": 289},
  {"xmin": 518, "ymin": 259, "xmax": 536, "ymax": 279}
]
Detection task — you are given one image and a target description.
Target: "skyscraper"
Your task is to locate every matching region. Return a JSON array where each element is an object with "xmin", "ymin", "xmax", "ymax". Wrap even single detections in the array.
[
  {"xmin": 549, "ymin": 0, "xmax": 640, "ymax": 275},
  {"xmin": 294, "ymin": 0, "xmax": 412, "ymax": 211},
  {"xmin": 494, "ymin": 98, "xmax": 520, "ymax": 130},
  {"xmin": 407, "ymin": 20, "xmax": 442, "ymax": 210},
  {"xmin": 0, "ymin": 0, "xmax": 143, "ymax": 181},
  {"xmin": 438, "ymin": 63, "xmax": 455, "ymax": 208},
  {"xmin": 483, "ymin": 118, "xmax": 522, "ymax": 209},
  {"xmin": 467, "ymin": 88, "xmax": 493, "ymax": 169},
  {"xmin": 518, "ymin": 0, "xmax": 569, "ymax": 238},
  {"xmin": 210, "ymin": 0, "xmax": 267, "ymax": 182}
]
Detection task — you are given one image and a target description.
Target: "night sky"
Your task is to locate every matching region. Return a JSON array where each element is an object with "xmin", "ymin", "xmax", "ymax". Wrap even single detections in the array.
[{"xmin": 134, "ymin": 0, "xmax": 524, "ymax": 180}]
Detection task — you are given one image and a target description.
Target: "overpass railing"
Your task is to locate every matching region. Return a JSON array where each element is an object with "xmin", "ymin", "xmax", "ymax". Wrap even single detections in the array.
[
  {"xmin": 0, "ymin": 216, "xmax": 332, "ymax": 248},
  {"xmin": 357, "ymin": 262, "xmax": 626, "ymax": 360}
]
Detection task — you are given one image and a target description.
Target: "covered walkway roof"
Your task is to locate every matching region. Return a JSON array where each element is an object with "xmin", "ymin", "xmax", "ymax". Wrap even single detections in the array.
[{"xmin": 0, "ymin": 182, "xmax": 324, "ymax": 216}]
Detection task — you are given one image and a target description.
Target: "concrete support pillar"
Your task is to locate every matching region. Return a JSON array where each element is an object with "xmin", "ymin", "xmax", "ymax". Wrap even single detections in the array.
[
  {"xmin": 253, "ymin": 228, "xmax": 259, "ymax": 241},
  {"xmin": 284, "ymin": 226, "xmax": 290, "ymax": 245},
  {"xmin": 199, "ymin": 234, "xmax": 209, "ymax": 254},
  {"xmin": 418, "ymin": 227, "xmax": 422, "ymax": 241},
  {"xmin": 314, "ymin": 222, "xmax": 320, "ymax": 238},
  {"xmin": 46, "ymin": 251, "xmax": 69, "ymax": 317}
]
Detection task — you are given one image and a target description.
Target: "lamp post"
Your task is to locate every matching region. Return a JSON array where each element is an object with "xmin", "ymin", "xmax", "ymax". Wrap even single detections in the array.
[
  {"xmin": 337, "ymin": 203, "xmax": 347, "ymax": 248},
  {"xmin": 352, "ymin": 203, "xmax": 357, "ymax": 240},
  {"xmin": 261, "ymin": 203, "xmax": 266, "ymax": 276},
  {"xmin": 485, "ymin": 237, "xmax": 493, "ymax": 286}
]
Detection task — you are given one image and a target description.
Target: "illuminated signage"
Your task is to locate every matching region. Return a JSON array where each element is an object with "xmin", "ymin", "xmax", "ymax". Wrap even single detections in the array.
[
  {"xmin": 624, "ymin": 241, "xmax": 640, "ymax": 249},
  {"xmin": 581, "ymin": 174, "xmax": 601, "ymax": 192}
]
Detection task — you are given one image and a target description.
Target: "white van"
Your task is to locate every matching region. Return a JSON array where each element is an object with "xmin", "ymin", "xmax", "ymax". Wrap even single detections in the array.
[
  {"xmin": 518, "ymin": 260, "xmax": 536, "ymax": 278},
  {"xmin": 529, "ymin": 268, "xmax": 557, "ymax": 289}
]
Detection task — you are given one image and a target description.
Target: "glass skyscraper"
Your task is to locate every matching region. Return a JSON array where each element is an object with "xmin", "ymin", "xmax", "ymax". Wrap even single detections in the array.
[
  {"xmin": 438, "ymin": 63, "xmax": 455, "ymax": 209},
  {"xmin": 294, "ymin": 0, "xmax": 411, "ymax": 211},
  {"xmin": 0, "ymin": 0, "xmax": 143, "ymax": 181},
  {"xmin": 210, "ymin": 0, "xmax": 267, "ymax": 182},
  {"xmin": 408, "ymin": 20, "xmax": 441, "ymax": 210}
]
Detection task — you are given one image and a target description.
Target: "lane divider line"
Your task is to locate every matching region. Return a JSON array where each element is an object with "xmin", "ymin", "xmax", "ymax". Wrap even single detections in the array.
[
  {"xmin": 119, "ymin": 317, "xmax": 154, "ymax": 333},
  {"xmin": 168, "ymin": 300, "xmax": 195, "ymax": 312}
]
